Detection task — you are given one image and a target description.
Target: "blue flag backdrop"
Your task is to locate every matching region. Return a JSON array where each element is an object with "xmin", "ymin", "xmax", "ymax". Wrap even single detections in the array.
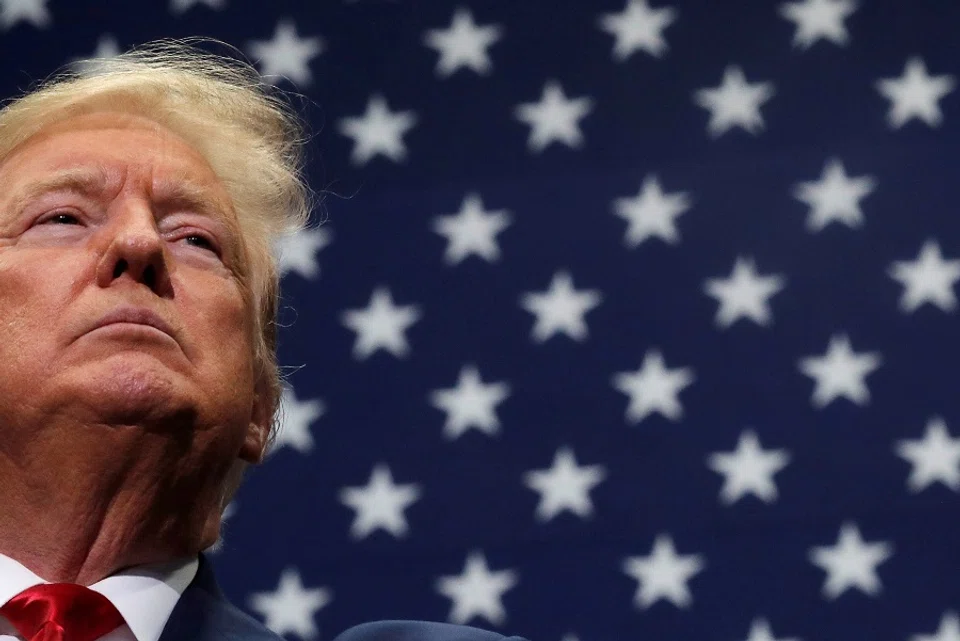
[{"xmin": 2, "ymin": 1, "xmax": 959, "ymax": 640}]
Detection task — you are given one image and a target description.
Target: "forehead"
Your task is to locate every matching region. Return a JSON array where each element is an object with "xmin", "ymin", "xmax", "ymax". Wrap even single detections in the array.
[
  {"xmin": 0, "ymin": 112, "xmax": 239, "ymax": 233},
  {"xmin": 0, "ymin": 112, "xmax": 221, "ymax": 183}
]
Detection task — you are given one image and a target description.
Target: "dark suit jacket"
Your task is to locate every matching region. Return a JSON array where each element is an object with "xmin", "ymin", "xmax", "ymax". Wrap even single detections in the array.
[{"xmin": 156, "ymin": 553, "xmax": 530, "ymax": 641}]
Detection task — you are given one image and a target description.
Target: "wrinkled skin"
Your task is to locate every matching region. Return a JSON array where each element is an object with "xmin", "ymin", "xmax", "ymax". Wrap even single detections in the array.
[{"xmin": 0, "ymin": 111, "xmax": 269, "ymax": 585}]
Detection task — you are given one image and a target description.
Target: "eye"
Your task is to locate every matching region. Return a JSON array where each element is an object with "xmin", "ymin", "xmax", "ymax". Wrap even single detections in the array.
[
  {"xmin": 38, "ymin": 212, "xmax": 81, "ymax": 225},
  {"xmin": 36, "ymin": 212, "xmax": 219, "ymax": 254},
  {"xmin": 182, "ymin": 234, "xmax": 217, "ymax": 251}
]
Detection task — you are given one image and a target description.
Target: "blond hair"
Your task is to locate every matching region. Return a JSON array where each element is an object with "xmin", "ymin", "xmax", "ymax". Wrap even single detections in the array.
[{"xmin": 0, "ymin": 38, "xmax": 317, "ymax": 484}]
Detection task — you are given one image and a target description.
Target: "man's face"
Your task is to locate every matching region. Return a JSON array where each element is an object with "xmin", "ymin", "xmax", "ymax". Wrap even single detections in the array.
[{"xmin": 0, "ymin": 111, "xmax": 266, "ymax": 469}]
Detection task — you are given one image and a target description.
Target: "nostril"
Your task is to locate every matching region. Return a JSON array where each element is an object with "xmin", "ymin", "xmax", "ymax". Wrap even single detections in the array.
[{"xmin": 144, "ymin": 264, "xmax": 155, "ymax": 288}]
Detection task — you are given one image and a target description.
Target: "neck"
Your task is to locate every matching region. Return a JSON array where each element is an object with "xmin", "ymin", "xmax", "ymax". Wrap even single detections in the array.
[{"xmin": 0, "ymin": 418, "xmax": 229, "ymax": 585}]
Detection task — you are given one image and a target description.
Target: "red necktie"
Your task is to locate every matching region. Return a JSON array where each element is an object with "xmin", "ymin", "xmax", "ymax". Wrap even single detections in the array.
[{"xmin": 0, "ymin": 584, "xmax": 126, "ymax": 641}]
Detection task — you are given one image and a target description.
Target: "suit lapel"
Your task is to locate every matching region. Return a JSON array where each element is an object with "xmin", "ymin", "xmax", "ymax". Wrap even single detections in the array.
[{"xmin": 158, "ymin": 553, "xmax": 279, "ymax": 641}]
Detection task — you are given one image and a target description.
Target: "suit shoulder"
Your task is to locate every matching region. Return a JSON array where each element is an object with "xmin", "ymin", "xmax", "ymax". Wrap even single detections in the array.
[{"xmin": 329, "ymin": 620, "xmax": 530, "ymax": 641}]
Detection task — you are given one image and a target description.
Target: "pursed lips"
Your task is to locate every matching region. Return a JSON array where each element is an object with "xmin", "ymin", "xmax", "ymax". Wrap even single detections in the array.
[{"xmin": 90, "ymin": 306, "xmax": 175, "ymax": 340}]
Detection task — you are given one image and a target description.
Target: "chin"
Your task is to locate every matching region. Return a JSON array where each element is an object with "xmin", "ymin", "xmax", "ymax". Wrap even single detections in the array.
[{"xmin": 68, "ymin": 359, "xmax": 201, "ymax": 427}]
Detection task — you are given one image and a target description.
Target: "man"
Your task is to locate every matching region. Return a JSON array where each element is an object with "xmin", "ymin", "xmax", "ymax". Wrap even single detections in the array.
[{"xmin": 0, "ymin": 38, "xmax": 529, "ymax": 641}]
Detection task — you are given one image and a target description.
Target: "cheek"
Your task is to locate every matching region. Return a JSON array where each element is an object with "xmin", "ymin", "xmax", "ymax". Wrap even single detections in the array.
[
  {"xmin": 184, "ymin": 286, "xmax": 258, "ymax": 428},
  {"xmin": 184, "ymin": 278, "xmax": 255, "ymax": 379},
  {"xmin": 0, "ymin": 255, "xmax": 75, "ymax": 372}
]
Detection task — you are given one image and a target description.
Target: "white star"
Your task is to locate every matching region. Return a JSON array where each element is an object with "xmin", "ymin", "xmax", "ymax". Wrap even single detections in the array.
[
  {"xmin": 429, "ymin": 364, "xmax": 510, "ymax": 439},
  {"xmin": 70, "ymin": 34, "xmax": 122, "ymax": 75},
  {"xmin": 423, "ymin": 7, "xmax": 502, "ymax": 77},
  {"xmin": 895, "ymin": 417, "xmax": 960, "ymax": 492},
  {"xmin": 888, "ymin": 240, "xmax": 960, "ymax": 313},
  {"xmin": 704, "ymin": 257, "xmax": 786, "ymax": 328},
  {"xmin": 798, "ymin": 334, "xmax": 881, "ymax": 408},
  {"xmin": 877, "ymin": 57, "xmax": 955, "ymax": 129},
  {"xmin": 339, "ymin": 464, "xmax": 422, "ymax": 539},
  {"xmin": 597, "ymin": 0, "xmax": 678, "ymax": 60},
  {"xmin": 514, "ymin": 81, "xmax": 595, "ymax": 153},
  {"xmin": 0, "ymin": 0, "xmax": 49, "ymax": 29},
  {"xmin": 523, "ymin": 446, "xmax": 608, "ymax": 521},
  {"xmin": 436, "ymin": 551, "xmax": 519, "ymax": 626},
  {"xmin": 779, "ymin": 0, "xmax": 856, "ymax": 49},
  {"xmin": 170, "ymin": 0, "xmax": 225, "ymax": 13},
  {"xmin": 912, "ymin": 612, "xmax": 960, "ymax": 641},
  {"xmin": 267, "ymin": 385, "xmax": 326, "ymax": 455},
  {"xmin": 808, "ymin": 523, "xmax": 893, "ymax": 599},
  {"xmin": 519, "ymin": 271, "xmax": 602, "ymax": 343},
  {"xmin": 742, "ymin": 619, "xmax": 800, "ymax": 641},
  {"xmin": 611, "ymin": 174, "xmax": 692, "ymax": 247},
  {"xmin": 338, "ymin": 94, "xmax": 418, "ymax": 165},
  {"xmin": 791, "ymin": 158, "xmax": 876, "ymax": 232},
  {"xmin": 622, "ymin": 535, "xmax": 705, "ymax": 608},
  {"xmin": 341, "ymin": 287, "xmax": 422, "ymax": 360},
  {"xmin": 693, "ymin": 66, "xmax": 775, "ymax": 137},
  {"xmin": 91, "ymin": 34, "xmax": 121, "ymax": 58},
  {"xmin": 612, "ymin": 350, "xmax": 695, "ymax": 423},
  {"xmin": 275, "ymin": 226, "xmax": 332, "ymax": 280},
  {"xmin": 707, "ymin": 430, "xmax": 791, "ymax": 505},
  {"xmin": 247, "ymin": 19, "xmax": 324, "ymax": 87},
  {"xmin": 247, "ymin": 568, "xmax": 332, "ymax": 640},
  {"xmin": 432, "ymin": 193, "xmax": 511, "ymax": 265}
]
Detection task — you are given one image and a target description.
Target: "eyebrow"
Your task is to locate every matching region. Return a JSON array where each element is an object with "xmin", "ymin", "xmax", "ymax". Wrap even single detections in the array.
[{"xmin": 6, "ymin": 165, "xmax": 231, "ymax": 229}]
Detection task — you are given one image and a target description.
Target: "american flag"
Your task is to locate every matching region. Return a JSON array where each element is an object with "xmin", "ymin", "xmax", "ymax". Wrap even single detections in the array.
[{"xmin": 2, "ymin": 0, "xmax": 960, "ymax": 640}]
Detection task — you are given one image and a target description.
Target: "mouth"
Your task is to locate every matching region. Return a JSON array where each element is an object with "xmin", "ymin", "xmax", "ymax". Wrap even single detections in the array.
[
  {"xmin": 90, "ymin": 307, "xmax": 175, "ymax": 339},
  {"xmin": 87, "ymin": 322, "xmax": 178, "ymax": 344}
]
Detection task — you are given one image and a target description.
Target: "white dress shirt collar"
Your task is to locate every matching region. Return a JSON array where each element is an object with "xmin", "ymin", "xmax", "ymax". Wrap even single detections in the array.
[{"xmin": 0, "ymin": 552, "xmax": 200, "ymax": 641}]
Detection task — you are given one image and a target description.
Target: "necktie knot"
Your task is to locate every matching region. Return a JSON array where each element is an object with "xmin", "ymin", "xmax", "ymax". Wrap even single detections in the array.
[{"xmin": 0, "ymin": 583, "xmax": 125, "ymax": 641}]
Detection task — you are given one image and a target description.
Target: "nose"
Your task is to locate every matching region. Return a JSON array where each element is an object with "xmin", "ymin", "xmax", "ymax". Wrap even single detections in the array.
[{"xmin": 95, "ymin": 200, "xmax": 172, "ymax": 295}]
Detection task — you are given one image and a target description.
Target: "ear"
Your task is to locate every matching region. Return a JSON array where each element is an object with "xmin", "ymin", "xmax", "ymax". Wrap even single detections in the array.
[{"xmin": 238, "ymin": 383, "xmax": 273, "ymax": 465}]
